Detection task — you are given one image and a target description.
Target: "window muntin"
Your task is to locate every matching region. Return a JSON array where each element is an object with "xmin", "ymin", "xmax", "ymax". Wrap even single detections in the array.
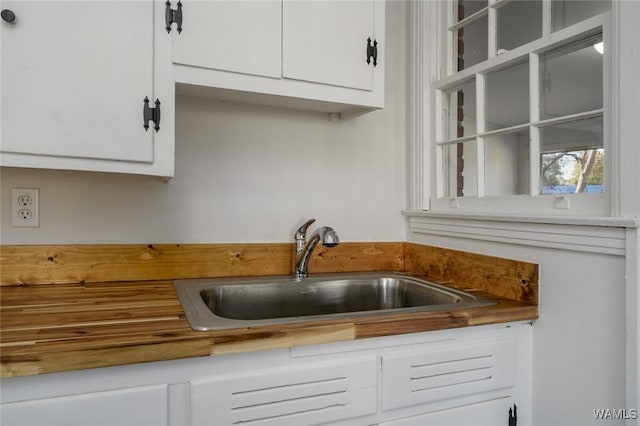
[{"xmin": 436, "ymin": 0, "xmax": 610, "ymax": 209}]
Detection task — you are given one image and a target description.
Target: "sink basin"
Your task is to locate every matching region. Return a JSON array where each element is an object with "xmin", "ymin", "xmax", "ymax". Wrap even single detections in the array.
[{"xmin": 174, "ymin": 272, "xmax": 494, "ymax": 330}]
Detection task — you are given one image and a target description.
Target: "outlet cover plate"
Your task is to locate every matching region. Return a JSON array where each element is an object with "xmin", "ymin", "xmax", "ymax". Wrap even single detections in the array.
[{"xmin": 11, "ymin": 188, "xmax": 39, "ymax": 227}]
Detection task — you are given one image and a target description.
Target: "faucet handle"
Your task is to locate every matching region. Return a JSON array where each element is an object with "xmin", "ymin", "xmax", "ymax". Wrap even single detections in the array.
[{"xmin": 295, "ymin": 218, "xmax": 316, "ymax": 241}]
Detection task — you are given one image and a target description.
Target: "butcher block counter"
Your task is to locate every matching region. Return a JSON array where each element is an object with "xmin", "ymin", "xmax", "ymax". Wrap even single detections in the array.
[{"xmin": 0, "ymin": 242, "xmax": 539, "ymax": 378}]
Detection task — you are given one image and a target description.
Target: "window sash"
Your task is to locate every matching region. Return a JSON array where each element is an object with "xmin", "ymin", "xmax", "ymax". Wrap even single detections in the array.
[
  {"xmin": 432, "ymin": 9, "xmax": 611, "ymax": 215},
  {"xmin": 439, "ymin": 14, "xmax": 606, "ymax": 92}
]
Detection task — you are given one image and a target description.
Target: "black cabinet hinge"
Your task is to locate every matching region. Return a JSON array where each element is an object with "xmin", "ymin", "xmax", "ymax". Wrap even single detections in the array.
[
  {"xmin": 143, "ymin": 97, "xmax": 161, "ymax": 132},
  {"xmin": 367, "ymin": 37, "xmax": 378, "ymax": 67},
  {"xmin": 165, "ymin": 0, "xmax": 183, "ymax": 34},
  {"xmin": 509, "ymin": 404, "xmax": 517, "ymax": 426}
]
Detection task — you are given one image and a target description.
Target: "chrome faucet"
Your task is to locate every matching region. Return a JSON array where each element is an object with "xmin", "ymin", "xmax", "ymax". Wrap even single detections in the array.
[{"xmin": 294, "ymin": 218, "xmax": 340, "ymax": 279}]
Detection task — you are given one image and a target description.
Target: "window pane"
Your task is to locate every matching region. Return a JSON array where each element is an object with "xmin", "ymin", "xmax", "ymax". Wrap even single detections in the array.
[
  {"xmin": 540, "ymin": 117, "xmax": 604, "ymax": 194},
  {"xmin": 497, "ymin": 0, "xmax": 542, "ymax": 53},
  {"xmin": 486, "ymin": 61, "xmax": 529, "ymax": 130},
  {"xmin": 458, "ymin": 0, "xmax": 487, "ymax": 22},
  {"xmin": 552, "ymin": 0, "xmax": 610, "ymax": 32},
  {"xmin": 541, "ymin": 116, "xmax": 603, "ymax": 152},
  {"xmin": 456, "ymin": 16, "xmax": 488, "ymax": 70},
  {"xmin": 540, "ymin": 36, "xmax": 603, "ymax": 120},
  {"xmin": 442, "ymin": 141, "xmax": 478, "ymax": 198},
  {"xmin": 445, "ymin": 79, "xmax": 476, "ymax": 140},
  {"xmin": 485, "ymin": 129, "xmax": 531, "ymax": 196}
]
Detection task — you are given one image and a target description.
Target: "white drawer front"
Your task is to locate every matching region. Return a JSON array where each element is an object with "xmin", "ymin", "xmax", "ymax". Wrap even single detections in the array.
[
  {"xmin": 0, "ymin": 385, "xmax": 168, "ymax": 426},
  {"xmin": 380, "ymin": 397, "xmax": 515, "ymax": 426},
  {"xmin": 381, "ymin": 339, "xmax": 515, "ymax": 411},
  {"xmin": 190, "ymin": 357, "xmax": 377, "ymax": 426}
]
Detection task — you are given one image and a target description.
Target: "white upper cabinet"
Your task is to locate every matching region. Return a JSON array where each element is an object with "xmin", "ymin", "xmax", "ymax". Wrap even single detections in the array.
[
  {"xmin": 282, "ymin": 1, "xmax": 376, "ymax": 91},
  {"xmin": 171, "ymin": 1, "xmax": 282, "ymax": 79},
  {"xmin": 0, "ymin": 0, "xmax": 174, "ymax": 177},
  {"xmin": 172, "ymin": 0, "xmax": 385, "ymax": 116},
  {"xmin": 1, "ymin": 1, "xmax": 152, "ymax": 162},
  {"xmin": 0, "ymin": 0, "xmax": 383, "ymax": 177}
]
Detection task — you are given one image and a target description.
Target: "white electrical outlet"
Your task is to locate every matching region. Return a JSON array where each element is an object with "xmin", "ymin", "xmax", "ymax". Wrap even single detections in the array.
[{"xmin": 11, "ymin": 188, "xmax": 39, "ymax": 227}]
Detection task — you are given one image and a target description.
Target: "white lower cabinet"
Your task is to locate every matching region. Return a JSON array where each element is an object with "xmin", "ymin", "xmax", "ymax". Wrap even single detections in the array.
[
  {"xmin": 0, "ymin": 323, "xmax": 531, "ymax": 426},
  {"xmin": 379, "ymin": 397, "xmax": 517, "ymax": 426},
  {"xmin": 381, "ymin": 337, "xmax": 515, "ymax": 413},
  {"xmin": 377, "ymin": 324, "xmax": 529, "ymax": 426},
  {"xmin": 189, "ymin": 357, "xmax": 377, "ymax": 426},
  {"xmin": 0, "ymin": 385, "xmax": 169, "ymax": 426}
]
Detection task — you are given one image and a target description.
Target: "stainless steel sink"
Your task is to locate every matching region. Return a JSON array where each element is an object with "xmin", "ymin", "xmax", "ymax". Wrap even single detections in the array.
[{"xmin": 174, "ymin": 272, "xmax": 495, "ymax": 330}]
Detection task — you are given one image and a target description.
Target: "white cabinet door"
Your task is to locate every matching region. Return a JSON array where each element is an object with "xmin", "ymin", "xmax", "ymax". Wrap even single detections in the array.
[
  {"xmin": 0, "ymin": 1, "xmax": 155, "ymax": 163},
  {"xmin": 380, "ymin": 398, "xmax": 516, "ymax": 426},
  {"xmin": 381, "ymin": 338, "xmax": 516, "ymax": 412},
  {"xmin": 0, "ymin": 385, "xmax": 169, "ymax": 426},
  {"xmin": 171, "ymin": 0, "xmax": 384, "ymax": 114},
  {"xmin": 189, "ymin": 357, "xmax": 377, "ymax": 426},
  {"xmin": 282, "ymin": 0, "xmax": 378, "ymax": 91},
  {"xmin": 171, "ymin": 0, "xmax": 281, "ymax": 78}
]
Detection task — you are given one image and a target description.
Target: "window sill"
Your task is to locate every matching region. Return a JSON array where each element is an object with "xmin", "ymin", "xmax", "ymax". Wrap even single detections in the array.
[
  {"xmin": 403, "ymin": 210, "xmax": 639, "ymax": 228},
  {"xmin": 403, "ymin": 210, "xmax": 638, "ymax": 255}
]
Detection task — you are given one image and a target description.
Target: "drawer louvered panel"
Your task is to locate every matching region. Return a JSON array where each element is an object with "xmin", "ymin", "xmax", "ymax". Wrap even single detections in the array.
[
  {"xmin": 190, "ymin": 357, "xmax": 377, "ymax": 426},
  {"xmin": 381, "ymin": 339, "xmax": 515, "ymax": 412}
]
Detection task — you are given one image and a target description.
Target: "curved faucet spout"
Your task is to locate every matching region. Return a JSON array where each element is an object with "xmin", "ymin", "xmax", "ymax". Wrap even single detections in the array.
[{"xmin": 294, "ymin": 223, "xmax": 339, "ymax": 279}]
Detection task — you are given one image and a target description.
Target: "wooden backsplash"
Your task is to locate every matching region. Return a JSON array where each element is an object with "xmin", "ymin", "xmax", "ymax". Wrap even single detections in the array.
[
  {"xmin": 0, "ymin": 243, "xmax": 404, "ymax": 285},
  {"xmin": 0, "ymin": 242, "xmax": 537, "ymax": 305},
  {"xmin": 405, "ymin": 243, "xmax": 538, "ymax": 306}
]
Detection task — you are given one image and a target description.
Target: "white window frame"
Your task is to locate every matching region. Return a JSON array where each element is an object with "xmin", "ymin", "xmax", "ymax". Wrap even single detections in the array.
[
  {"xmin": 409, "ymin": 0, "xmax": 618, "ymax": 218},
  {"xmin": 406, "ymin": 2, "xmax": 640, "ymax": 417}
]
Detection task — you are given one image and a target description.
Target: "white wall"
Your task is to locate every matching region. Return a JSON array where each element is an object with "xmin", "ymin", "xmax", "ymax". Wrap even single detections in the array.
[
  {"xmin": 0, "ymin": 2, "xmax": 408, "ymax": 245},
  {"xmin": 409, "ymin": 231, "xmax": 627, "ymax": 426}
]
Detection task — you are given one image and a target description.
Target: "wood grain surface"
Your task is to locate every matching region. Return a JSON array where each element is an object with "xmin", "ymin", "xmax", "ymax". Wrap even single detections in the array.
[
  {"xmin": 0, "ymin": 242, "xmax": 538, "ymax": 378},
  {"xmin": 405, "ymin": 243, "xmax": 539, "ymax": 305},
  {"xmin": 0, "ymin": 242, "xmax": 405, "ymax": 286},
  {"xmin": 0, "ymin": 279, "xmax": 536, "ymax": 378}
]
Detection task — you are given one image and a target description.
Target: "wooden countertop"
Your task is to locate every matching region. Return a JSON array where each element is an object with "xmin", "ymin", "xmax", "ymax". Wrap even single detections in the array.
[
  {"xmin": 0, "ymin": 242, "xmax": 538, "ymax": 378},
  {"xmin": 0, "ymin": 278, "xmax": 537, "ymax": 378}
]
